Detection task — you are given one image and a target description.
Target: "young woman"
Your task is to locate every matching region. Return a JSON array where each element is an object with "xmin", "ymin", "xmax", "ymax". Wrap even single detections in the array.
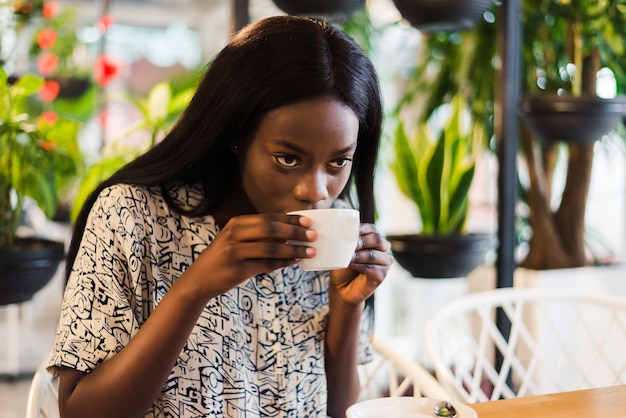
[{"xmin": 49, "ymin": 15, "xmax": 392, "ymax": 418}]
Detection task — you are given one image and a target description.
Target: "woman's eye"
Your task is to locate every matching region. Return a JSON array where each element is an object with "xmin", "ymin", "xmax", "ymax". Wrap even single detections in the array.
[
  {"xmin": 274, "ymin": 154, "xmax": 300, "ymax": 168},
  {"xmin": 330, "ymin": 157, "xmax": 353, "ymax": 169}
]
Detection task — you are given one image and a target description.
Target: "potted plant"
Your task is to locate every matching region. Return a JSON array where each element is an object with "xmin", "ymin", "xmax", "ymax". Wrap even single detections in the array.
[
  {"xmin": 0, "ymin": 67, "xmax": 81, "ymax": 305},
  {"xmin": 516, "ymin": 0, "xmax": 626, "ymax": 269},
  {"xmin": 379, "ymin": 9, "xmax": 498, "ymax": 279},
  {"xmin": 29, "ymin": 3, "xmax": 93, "ymax": 98},
  {"xmin": 390, "ymin": 0, "xmax": 626, "ymax": 272},
  {"xmin": 388, "ymin": 95, "xmax": 495, "ymax": 278}
]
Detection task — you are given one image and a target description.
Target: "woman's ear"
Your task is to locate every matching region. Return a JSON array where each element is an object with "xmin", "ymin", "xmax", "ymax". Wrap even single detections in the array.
[{"xmin": 230, "ymin": 142, "xmax": 240, "ymax": 154}]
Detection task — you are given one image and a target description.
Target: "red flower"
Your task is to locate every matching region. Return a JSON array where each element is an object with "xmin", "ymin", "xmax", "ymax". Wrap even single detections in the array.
[
  {"xmin": 42, "ymin": 1, "xmax": 59, "ymax": 18},
  {"xmin": 36, "ymin": 28, "xmax": 57, "ymax": 50},
  {"xmin": 39, "ymin": 111, "xmax": 59, "ymax": 125},
  {"xmin": 38, "ymin": 139, "xmax": 58, "ymax": 151},
  {"xmin": 98, "ymin": 14, "xmax": 115, "ymax": 33},
  {"xmin": 94, "ymin": 54, "xmax": 123, "ymax": 86},
  {"xmin": 39, "ymin": 80, "xmax": 60, "ymax": 102},
  {"xmin": 37, "ymin": 53, "xmax": 58, "ymax": 76}
]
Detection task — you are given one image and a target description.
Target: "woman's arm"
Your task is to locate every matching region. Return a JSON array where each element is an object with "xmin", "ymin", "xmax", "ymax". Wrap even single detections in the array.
[
  {"xmin": 58, "ymin": 267, "xmax": 212, "ymax": 418},
  {"xmin": 325, "ymin": 289, "xmax": 365, "ymax": 418},
  {"xmin": 325, "ymin": 223, "xmax": 393, "ymax": 418},
  {"xmin": 57, "ymin": 212, "xmax": 316, "ymax": 418}
]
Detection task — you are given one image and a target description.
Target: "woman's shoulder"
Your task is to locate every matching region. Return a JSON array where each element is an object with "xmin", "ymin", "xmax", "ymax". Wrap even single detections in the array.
[
  {"xmin": 95, "ymin": 182, "xmax": 208, "ymax": 219},
  {"xmin": 96, "ymin": 183, "xmax": 161, "ymax": 209},
  {"xmin": 100, "ymin": 183, "xmax": 154, "ymax": 197},
  {"xmin": 98, "ymin": 183, "xmax": 203, "ymax": 206}
]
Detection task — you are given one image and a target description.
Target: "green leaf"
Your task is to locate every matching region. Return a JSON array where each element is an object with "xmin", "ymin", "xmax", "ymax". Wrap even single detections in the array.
[
  {"xmin": 429, "ymin": 129, "xmax": 448, "ymax": 232},
  {"xmin": 446, "ymin": 165, "xmax": 475, "ymax": 233},
  {"xmin": 168, "ymin": 87, "xmax": 195, "ymax": 116},
  {"xmin": 147, "ymin": 81, "xmax": 171, "ymax": 125},
  {"xmin": 393, "ymin": 93, "xmax": 481, "ymax": 235},
  {"xmin": 392, "ymin": 122, "xmax": 421, "ymax": 206},
  {"xmin": 23, "ymin": 166, "xmax": 58, "ymax": 218},
  {"xmin": 13, "ymin": 74, "xmax": 44, "ymax": 97}
]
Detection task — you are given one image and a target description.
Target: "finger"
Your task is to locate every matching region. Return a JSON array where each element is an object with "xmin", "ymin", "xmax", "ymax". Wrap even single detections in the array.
[
  {"xmin": 358, "ymin": 223, "xmax": 380, "ymax": 236},
  {"xmin": 224, "ymin": 214, "xmax": 315, "ymax": 243},
  {"xmin": 352, "ymin": 248, "xmax": 377, "ymax": 264},
  {"xmin": 356, "ymin": 227, "xmax": 391, "ymax": 252},
  {"xmin": 351, "ymin": 247, "xmax": 394, "ymax": 267},
  {"xmin": 226, "ymin": 241, "xmax": 315, "ymax": 262},
  {"xmin": 350, "ymin": 263, "xmax": 389, "ymax": 287}
]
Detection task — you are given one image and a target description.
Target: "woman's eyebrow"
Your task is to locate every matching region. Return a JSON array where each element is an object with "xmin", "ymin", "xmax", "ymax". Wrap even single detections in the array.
[
  {"xmin": 273, "ymin": 139, "xmax": 307, "ymax": 154},
  {"xmin": 272, "ymin": 139, "xmax": 357, "ymax": 155}
]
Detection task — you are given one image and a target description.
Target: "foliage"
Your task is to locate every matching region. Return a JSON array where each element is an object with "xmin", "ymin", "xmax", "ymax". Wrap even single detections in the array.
[
  {"xmin": 392, "ymin": 96, "xmax": 482, "ymax": 235},
  {"xmin": 522, "ymin": 0, "xmax": 626, "ymax": 96},
  {"xmin": 518, "ymin": 0, "xmax": 626, "ymax": 267},
  {"xmin": 70, "ymin": 80, "xmax": 195, "ymax": 220},
  {"xmin": 396, "ymin": 16, "xmax": 496, "ymax": 136},
  {"xmin": 29, "ymin": 3, "xmax": 88, "ymax": 78},
  {"xmin": 340, "ymin": 4, "xmax": 375, "ymax": 56},
  {"xmin": 390, "ymin": 0, "xmax": 626, "ymax": 265},
  {"xmin": 390, "ymin": 15, "xmax": 496, "ymax": 236},
  {"xmin": 1, "ymin": 1, "xmax": 122, "ymax": 124},
  {"xmin": 0, "ymin": 67, "xmax": 81, "ymax": 248}
]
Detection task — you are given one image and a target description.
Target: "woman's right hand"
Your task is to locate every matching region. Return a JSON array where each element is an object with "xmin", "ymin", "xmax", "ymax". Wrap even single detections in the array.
[{"xmin": 189, "ymin": 213, "xmax": 317, "ymax": 297}]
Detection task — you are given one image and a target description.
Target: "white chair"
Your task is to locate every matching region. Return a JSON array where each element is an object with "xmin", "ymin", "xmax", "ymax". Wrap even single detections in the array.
[
  {"xmin": 425, "ymin": 287, "xmax": 626, "ymax": 403},
  {"xmin": 358, "ymin": 336, "xmax": 452, "ymax": 400},
  {"xmin": 25, "ymin": 352, "xmax": 59, "ymax": 418}
]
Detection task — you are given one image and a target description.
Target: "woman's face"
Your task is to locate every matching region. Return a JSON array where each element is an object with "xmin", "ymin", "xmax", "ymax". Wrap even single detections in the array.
[{"xmin": 239, "ymin": 97, "xmax": 359, "ymax": 214}]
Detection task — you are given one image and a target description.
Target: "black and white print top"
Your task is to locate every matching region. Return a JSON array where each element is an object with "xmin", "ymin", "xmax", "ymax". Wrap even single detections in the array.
[{"xmin": 49, "ymin": 183, "xmax": 372, "ymax": 417}]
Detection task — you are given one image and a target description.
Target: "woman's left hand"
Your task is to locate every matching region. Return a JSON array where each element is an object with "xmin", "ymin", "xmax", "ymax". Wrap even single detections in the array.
[{"xmin": 329, "ymin": 223, "xmax": 393, "ymax": 305}]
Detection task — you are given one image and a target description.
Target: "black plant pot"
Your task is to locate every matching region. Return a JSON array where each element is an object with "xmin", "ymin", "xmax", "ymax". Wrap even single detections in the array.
[
  {"xmin": 272, "ymin": 0, "xmax": 365, "ymax": 20},
  {"xmin": 0, "ymin": 238, "xmax": 64, "ymax": 305},
  {"xmin": 52, "ymin": 76, "xmax": 92, "ymax": 99},
  {"xmin": 388, "ymin": 233, "xmax": 495, "ymax": 279},
  {"xmin": 392, "ymin": 0, "xmax": 496, "ymax": 32},
  {"xmin": 521, "ymin": 95, "xmax": 626, "ymax": 144}
]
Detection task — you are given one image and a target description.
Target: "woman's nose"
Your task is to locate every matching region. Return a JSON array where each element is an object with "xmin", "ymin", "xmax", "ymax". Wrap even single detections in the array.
[{"xmin": 294, "ymin": 171, "xmax": 330, "ymax": 204}]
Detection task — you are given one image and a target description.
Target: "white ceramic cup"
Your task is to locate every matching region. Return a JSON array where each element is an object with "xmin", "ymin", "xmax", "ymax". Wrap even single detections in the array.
[{"xmin": 288, "ymin": 208, "xmax": 360, "ymax": 271}]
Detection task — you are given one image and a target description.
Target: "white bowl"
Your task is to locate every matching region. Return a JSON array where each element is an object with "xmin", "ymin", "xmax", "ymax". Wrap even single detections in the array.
[{"xmin": 345, "ymin": 397, "xmax": 478, "ymax": 418}]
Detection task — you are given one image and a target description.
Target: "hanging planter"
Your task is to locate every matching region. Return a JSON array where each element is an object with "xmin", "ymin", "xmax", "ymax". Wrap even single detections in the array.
[
  {"xmin": 51, "ymin": 76, "xmax": 92, "ymax": 99},
  {"xmin": 388, "ymin": 233, "xmax": 495, "ymax": 279},
  {"xmin": 271, "ymin": 0, "xmax": 365, "ymax": 21},
  {"xmin": 391, "ymin": 0, "xmax": 495, "ymax": 32},
  {"xmin": 520, "ymin": 95, "xmax": 626, "ymax": 144},
  {"xmin": 390, "ymin": 96, "xmax": 495, "ymax": 279},
  {"xmin": 0, "ymin": 238, "xmax": 64, "ymax": 305}
]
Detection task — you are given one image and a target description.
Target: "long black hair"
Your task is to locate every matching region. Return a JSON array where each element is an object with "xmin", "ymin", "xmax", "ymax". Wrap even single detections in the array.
[{"xmin": 66, "ymin": 15, "xmax": 383, "ymax": 281}]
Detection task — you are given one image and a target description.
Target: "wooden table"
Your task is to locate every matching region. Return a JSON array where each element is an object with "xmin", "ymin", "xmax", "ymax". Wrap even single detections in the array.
[{"xmin": 469, "ymin": 385, "xmax": 626, "ymax": 417}]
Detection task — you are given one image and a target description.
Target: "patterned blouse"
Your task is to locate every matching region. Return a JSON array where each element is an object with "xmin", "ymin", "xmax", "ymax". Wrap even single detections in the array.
[{"xmin": 49, "ymin": 183, "xmax": 372, "ymax": 417}]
